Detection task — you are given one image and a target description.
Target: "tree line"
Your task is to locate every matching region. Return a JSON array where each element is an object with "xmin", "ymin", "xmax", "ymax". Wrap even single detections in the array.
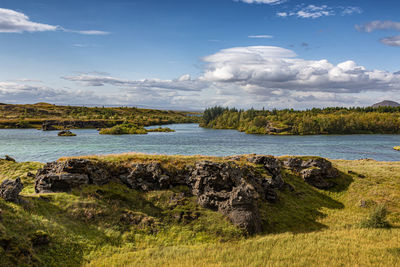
[{"xmin": 201, "ymin": 106, "xmax": 400, "ymax": 135}]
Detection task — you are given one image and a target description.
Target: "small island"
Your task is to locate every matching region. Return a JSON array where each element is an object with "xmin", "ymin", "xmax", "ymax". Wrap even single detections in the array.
[
  {"xmin": 57, "ymin": 130, "xmax": 76, "ymax": 136},
  {"xmin": 99, "ymin": 123, "xmax": 175, "ymax": 135}
]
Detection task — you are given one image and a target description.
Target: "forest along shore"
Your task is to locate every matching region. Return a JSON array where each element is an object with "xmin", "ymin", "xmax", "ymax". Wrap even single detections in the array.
[{"xmin": 202, "ymin": 106, "xmax": 400, "ymax": 135}]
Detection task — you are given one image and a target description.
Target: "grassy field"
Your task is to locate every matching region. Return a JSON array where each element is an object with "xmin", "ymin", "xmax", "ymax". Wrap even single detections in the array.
[{"xmin": 0, "ymin": 155, "xmax": 399, "ymax": 266}]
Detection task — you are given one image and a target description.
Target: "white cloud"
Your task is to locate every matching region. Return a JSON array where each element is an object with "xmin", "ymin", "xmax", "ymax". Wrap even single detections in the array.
[
  {"xmin": 295, "ymin": 5, "xmax": 333, "ymax": 19},
  {"xmin": 235, "ymin": 0, "xmax": 285, "ymax": 4},
  {"xmin": 0, "ymin": 8, "xmax": 57, "ymax": 33},
  {"xmin": 0, "ymin": 8, "xmax": 109, "ymax": 35},
  {"xmin": 62, "ymin": 73, "xmax": 207, "ymax": 92},
  {"xmin": 356, "ymin": 20, "xmax": 400, "ymax": 47},
  {"xmin": 61, "ymin": 28, "xmax": 110, "ymax": 35},
  {"xmin": 248, "ymin": 35, "xmax": 273, "ymax": 39},
  {"xmin": 356, "ymin": 20, "xmax": 400, "ymax": 32},
  {"xmin": 0, "ymin": 82, "xmax": 107, "ymax": 104},
  {"xmin": 201, "ymin": 46, "xmax": 400, "ymax": 94},
  {"xmin": 341, "ymin": 6, "xmax": 362, "ymax": 16},
  {"xmin": 380, "ymin": 36, "xmax": 400, "ymax": 47},
  {"xmin": 278, "ymin": 5, "xmax": 362, "ymax": 19}
]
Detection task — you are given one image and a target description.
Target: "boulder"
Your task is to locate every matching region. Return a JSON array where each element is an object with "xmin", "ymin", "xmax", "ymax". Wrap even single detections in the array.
[
  {"xmin": 247, "ymin": 155, "xmax": 284, "ymax": 188},
  {"xmin": 189, "ymin": 161, "xmax": 262, "ymax": 234},
  {"xmin": 57, "ymin": 130, "xmax": 76, "ymax": 136},
  {"xmin": 282, "ymin": 157, "xmax": 338, "ymax": 189},
  {"xmin": 0, "ymin": 178, "xmax": 24, "ymax": 203},
  {"xmin": 120, "ymin": 162, "xmax": 174, "ymax": 191},
  {"xmin": 4, "ymin": 155, "xmax": 16, "ymax": 162},
  {"xmin": 35, "ymin": 159, "xmax": 110, "ymax": 193}
]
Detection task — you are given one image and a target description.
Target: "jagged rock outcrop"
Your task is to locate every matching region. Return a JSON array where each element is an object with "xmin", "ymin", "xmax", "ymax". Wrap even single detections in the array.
[
  {"xmin": 0, "ymin": 178, "xmax": 24, "ymax": 203},
  {"xmin": 33, "ymin": 155, "xmax": 339, "ymax": 233},
  {"xmin": 120, "ymin": 162, "xmax": 177, "ymax": 191},
  {"xmin": 35, "ymin": 159, "xmax": 111, "ymax": 193},
  {"xmin": 189, "ymin": 161, "xmax": 263, "ymax": 233},
  {"xmin": 282, "ymin": 157, "xmax": 338, "ymax": 189},
  {"xmin": 247, "ymin": 155, "xmax": 284, "ymax": 189}
]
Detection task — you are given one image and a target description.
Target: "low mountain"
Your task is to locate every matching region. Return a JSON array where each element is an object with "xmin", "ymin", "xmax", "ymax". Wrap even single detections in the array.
[{"xmin": 371, "ymin": 100, "xmax": 400, "ymax": 108}]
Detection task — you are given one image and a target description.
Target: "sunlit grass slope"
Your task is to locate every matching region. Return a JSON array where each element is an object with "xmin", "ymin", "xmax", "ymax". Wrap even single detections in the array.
[{"xmin": 0, "ymin": 155, "xmax": 399, "ymax": 266}]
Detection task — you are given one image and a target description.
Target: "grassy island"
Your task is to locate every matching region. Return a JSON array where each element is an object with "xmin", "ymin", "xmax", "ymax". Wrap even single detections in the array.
[
  {"xmin": 99, "ymin": 123, "xmax": 175, "ymax": 135},
  {"xmin": 0, "ymin": 153, "xmax": 399, "ymax": 266},
  {"xmin": 202, "ymin": 106, "xmax": 400, "ymax": 135}
]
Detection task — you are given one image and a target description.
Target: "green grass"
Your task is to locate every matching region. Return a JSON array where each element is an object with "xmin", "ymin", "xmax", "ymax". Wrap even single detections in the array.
[{"xmin": 1, "ymin": 155, "xmax": 400, "ymax": 266}]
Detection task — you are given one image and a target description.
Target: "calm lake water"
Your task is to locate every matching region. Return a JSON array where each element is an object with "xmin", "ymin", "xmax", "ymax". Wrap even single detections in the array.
[{"xmin": 0, "ymin": 123, "xmax": 399, "ymax": 162}]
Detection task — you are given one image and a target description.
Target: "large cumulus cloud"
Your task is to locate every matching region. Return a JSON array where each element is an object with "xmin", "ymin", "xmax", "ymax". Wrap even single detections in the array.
[{"xmin": 200, "ymin": 46, "xmax": 400, "ymax": 95}]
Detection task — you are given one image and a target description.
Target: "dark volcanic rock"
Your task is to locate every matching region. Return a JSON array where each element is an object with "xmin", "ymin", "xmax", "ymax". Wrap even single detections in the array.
[
  {"xmin": 189, "ymin": 161, "xmax": 262, "ymax": 234},
  {"xmin": 57, "ymin": 130, "xmax": 76, "ymax": 136},
  {"xmin": 0, "ymin": 178, "xmax": 24, "ymax": 203},
  {"xmin": 4, "ymin": 155, "xmax": 16, "ymax": 162},
  {"xmin": 33, "ymin": 155, "xmax": 339, "ymax": 233},
  {"xmin": 120, "ymin": 162, "xmax": 174, "ymax": 191},
  {"xmin": 35, "ymin": 159, "xmax": 111, "ymax": 193},
  {"xmin": 282, "ymin": 157, "xmax": 338, "ymax": 189},
  {"xmin": 247, "ymin": 155, "xmax": 284, "ymax": 189}
]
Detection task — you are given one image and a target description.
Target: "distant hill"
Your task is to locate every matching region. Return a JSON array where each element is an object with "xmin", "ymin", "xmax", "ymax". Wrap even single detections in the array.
[{"xmin": 371, "ymin": 100, "xmax": 400, "ymax": 108}]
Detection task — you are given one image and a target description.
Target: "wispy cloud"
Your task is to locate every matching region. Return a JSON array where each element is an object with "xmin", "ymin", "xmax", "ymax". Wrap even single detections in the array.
[
  {"xmin": 248, "ymin": 35, "xmax": 273, "ymax": 39},
  {"xmin": 0, "ymin": 8, "xmax": 109, "ymax": 35},
  {"xmin": 380, "ymin": 36, "xmax": 400, "ymax": 47},
  {"xmin": 356, "ymin": 20, "xmax": 400, "ymax": 32},
  {"xmin": 340, "ymin": 6, "xmax": 362, "ymax": 16},
  {"xmin": 62, "ymin": 73, "xmax": 207, "ymax": 92},
  {"xmin": 277, "ymin": 5, "xmax": 362, "ymax": 19},
  {"xmin": 61, "ymin": 28, "xmax": 110, "ymax": 35},
  {"xmin": 356, "ymin": 20, "xmax": 400, "ymax": 47},
  {"xmin": 235, "ymin": 0, "xmax": 285, "ymax": 5}
]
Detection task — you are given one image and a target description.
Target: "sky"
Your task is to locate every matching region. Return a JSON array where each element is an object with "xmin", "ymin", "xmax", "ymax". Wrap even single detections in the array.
[{"xmin": 0, "ymin": 0, "xmax": 400, "ymax": 110}]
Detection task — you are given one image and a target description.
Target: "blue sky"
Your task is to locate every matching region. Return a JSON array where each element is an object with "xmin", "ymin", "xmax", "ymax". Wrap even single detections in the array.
[{"xmin": 0, "ymin": 0, "xmax": 400, "ymax": 109}]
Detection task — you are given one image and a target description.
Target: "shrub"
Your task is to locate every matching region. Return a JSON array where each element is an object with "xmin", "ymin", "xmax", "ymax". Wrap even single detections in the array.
[{"xmin": 360, "ymin": 204, "xmax": 390, "ymax": 228}]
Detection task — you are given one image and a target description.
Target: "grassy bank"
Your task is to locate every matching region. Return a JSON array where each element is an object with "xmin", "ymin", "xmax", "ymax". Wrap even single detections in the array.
[
  {"xmin": 0, "ymin": 103, "xmax": 200, "ymax": 129},
  {"xmin": 0, "ymin": 155, "xmax": 399, "ymax": 266}
]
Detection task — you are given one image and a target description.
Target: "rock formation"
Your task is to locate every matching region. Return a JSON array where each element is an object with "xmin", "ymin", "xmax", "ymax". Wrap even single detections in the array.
[
  {"xmin": 34, "ymin": 155, "xmax": 339, "ymax": 233},
  {"xmin": 281, "ymin": 157, "xmax": 338, "ymax": 189},
  {"xmin": 0, "ymin": 178, "xmax": 24, "ymax": 203}
]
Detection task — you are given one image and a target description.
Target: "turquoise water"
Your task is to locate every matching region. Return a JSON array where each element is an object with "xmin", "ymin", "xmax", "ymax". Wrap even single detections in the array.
[{"xmin": 0, "ymin": 124, "xmax": 399, "ymax": 162}]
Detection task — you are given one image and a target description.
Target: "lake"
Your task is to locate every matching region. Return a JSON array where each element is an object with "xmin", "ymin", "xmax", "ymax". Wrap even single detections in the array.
[{"xmin": 0, "ymin": 123, "xmax": 399, "ymax": 162}]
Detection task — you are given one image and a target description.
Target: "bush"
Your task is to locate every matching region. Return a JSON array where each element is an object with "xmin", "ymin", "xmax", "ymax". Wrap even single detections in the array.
[{"xmin": 360, "ymin": 204, "xmax": 390, "ymax": 228}]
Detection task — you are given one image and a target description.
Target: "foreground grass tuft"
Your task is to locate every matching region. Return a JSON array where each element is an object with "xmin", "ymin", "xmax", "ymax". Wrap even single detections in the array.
[{"xmin": 360, "ymin": 204, "xmax": 390, "ymax": 229}]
